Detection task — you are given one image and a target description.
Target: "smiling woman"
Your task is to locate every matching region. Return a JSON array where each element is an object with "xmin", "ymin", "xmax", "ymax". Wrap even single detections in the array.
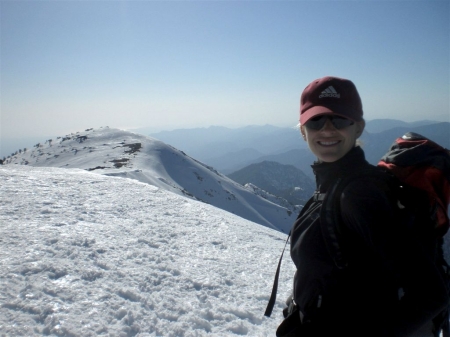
[
  {"xmin": 299, "ymin": 77, "xmax": 365, "ymax": 163},
  {"xmin": 273, "ymin": 76, "xmax": 449, "ymax": 337},
  {"xmin": 301, "ymin": 116, "xmax": 364, "ymax": 163}
]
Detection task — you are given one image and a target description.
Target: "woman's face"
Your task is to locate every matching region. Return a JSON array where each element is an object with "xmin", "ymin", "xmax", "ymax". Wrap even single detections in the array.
[{"xmin": 300, "ymin": 116, "xmax": 365, "ymax": 163}]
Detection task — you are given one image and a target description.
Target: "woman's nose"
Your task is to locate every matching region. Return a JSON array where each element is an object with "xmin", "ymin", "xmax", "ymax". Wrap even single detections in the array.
[{"xmin": 320, "ymin": 119, "xmax": 337, "ymax": 132}]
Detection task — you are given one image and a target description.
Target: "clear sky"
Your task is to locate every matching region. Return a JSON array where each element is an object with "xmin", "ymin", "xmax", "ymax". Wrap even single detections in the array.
[{"xmin": 1, "ymin": 0, "xmax": 449, "ymax": 147}]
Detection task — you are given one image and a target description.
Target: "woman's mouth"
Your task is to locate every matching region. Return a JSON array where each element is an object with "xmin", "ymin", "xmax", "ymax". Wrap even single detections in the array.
[{"xmin": 317, "ymin": 140, "xmax": 340, "ymax": 147}]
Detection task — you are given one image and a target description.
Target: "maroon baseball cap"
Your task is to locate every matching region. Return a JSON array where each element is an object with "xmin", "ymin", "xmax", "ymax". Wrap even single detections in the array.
[{"xmin": 300, "ymin": 76, "xmax": 363, "ymax": 125}]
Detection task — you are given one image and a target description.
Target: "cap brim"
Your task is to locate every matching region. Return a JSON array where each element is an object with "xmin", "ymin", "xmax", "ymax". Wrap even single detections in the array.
[{"xmin": 300, "ymin": 106, "xmax": 357, "ymax": 125}]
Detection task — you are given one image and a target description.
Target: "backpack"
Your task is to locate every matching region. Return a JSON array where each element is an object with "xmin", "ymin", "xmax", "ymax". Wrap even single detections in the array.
[
  {"xmin": 378, "ymin": 132, "xmax": 450, "ymax": 237},
  {"xmin": 381, "ymin": 132, "xmax": 450, "ymax": 336},
  {"xmin": 265, "ymin": 132, "xmax": 450, "ymax": 336}
]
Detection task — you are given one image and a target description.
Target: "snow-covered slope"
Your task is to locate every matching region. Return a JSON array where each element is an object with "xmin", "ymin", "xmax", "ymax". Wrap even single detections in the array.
[
  {"xmin": 0, "ymin": 166, "xmax": 295, "ymax": 336},
  {"xmin": 3, "ymin": 127, "xmax": 300, "ymax": 233}
]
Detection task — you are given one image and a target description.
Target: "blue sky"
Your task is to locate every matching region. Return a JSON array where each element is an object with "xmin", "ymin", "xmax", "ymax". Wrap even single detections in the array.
[{"xmin": 1, "ymin": 0, "xmax": 449, "ymax": 155}]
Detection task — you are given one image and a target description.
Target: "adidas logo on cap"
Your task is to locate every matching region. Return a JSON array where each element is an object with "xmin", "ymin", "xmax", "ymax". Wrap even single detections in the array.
[{"xmin": 319, "ymin": 86, "xmax": 340, "ymax": 99}]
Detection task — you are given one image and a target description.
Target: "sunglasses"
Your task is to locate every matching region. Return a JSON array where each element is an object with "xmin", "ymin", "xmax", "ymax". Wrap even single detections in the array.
[{"xmin": 304, "ymin": 115, "xmax": 354, "ymax": 130}]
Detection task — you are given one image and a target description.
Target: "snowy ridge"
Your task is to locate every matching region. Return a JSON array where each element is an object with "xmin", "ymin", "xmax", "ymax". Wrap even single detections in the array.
[
  {"xmin": 3, "ymin": 127, "xmax": 299, "ymax": 233},
  {"xmin": 0, "ymin": 166, "xmax": 295, "ymax": 336}
]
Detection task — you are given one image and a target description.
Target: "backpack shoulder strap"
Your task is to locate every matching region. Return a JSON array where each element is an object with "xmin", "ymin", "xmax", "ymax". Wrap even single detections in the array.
[
  {"xmin": 319, "ymin": 176, "xmax": 349, "ymax": 269},
  {"xmin": 320, "ymin": 166, "xmax": 389, "ymax": 269},
  {"xmin": 264, "ymin": 194, "xmax": 319, "ymax": 317}
]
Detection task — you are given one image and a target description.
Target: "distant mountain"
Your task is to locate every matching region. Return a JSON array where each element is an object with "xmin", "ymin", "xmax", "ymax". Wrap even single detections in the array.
[
  {"xmin": 361, "ymin": 122, "xmax": 450, "ymax": 164},
  {"xmin": 364, "ymin": 119, "xmax": 440, "ymax": 134},
  {"xmin": 148, "ymin": 124, "xmax": 308, "ymax": 163},
  {"xmin": 223, "ymin": 148, "xmax": 317, "ymax": 180},
  {"xmin": 205, "ymin": 148, "xmax": 265, "ymax": 174},
  {"xmin": 3, "ymin": 127, "xmax": 300, "ymax": 233},
  {"xmin": 227, "ymin": 161, "xmax": 315, "ymax": 206}
]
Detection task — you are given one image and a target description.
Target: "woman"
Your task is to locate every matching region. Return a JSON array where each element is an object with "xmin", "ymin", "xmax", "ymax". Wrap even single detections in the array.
[{"xmin": 277, "ymin": 76, "xmax": 448, "ymax": 337}]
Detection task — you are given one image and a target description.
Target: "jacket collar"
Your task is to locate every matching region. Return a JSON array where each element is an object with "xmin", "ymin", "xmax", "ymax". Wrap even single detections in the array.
[{"xmin": 312, "ymin": 146, "xmax": 369, "ymax": 193}]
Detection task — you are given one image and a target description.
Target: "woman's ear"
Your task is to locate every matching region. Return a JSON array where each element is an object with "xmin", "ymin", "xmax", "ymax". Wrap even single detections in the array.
[
  {"xmin": 355, "ymin": 120, "xmax": 365, "ymax": 138},
  {"xmin": 300, "ymin": 125, "xmax": 307, "ymax": 141}
]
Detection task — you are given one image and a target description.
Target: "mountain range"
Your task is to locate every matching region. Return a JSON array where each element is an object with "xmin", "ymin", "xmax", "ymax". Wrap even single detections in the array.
[
  {"xmin": 227, "ymin": 161, "xmax": 315, "ymax": 206},
  {"xmin": 2, "ymin": 127, "xmax": 300, "ymax": 233},
  {"xmin": 146, "ymin": 119, "xmax": 450, "ymax": 180}
]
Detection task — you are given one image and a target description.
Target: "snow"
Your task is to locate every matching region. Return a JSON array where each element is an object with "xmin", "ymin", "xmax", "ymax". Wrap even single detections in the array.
[
  {"xmin": 3, "ymin": 127, "xmax": 301, "ymax": 234},
  {"xmin": 0, "ymin": 165, "xmax": 295, "ymax": 336}
]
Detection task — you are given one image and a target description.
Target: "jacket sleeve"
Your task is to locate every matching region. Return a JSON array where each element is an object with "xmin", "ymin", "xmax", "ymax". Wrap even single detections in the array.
[{"xmin": 340, "ymin": 177, "xmax": 449, "ymax": 336}]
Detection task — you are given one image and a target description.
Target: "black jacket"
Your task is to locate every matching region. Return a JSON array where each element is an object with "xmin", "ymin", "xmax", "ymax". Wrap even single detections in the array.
[{"xmin": 289, "ymin": 146, "xmax": 448, "ymax": 337}]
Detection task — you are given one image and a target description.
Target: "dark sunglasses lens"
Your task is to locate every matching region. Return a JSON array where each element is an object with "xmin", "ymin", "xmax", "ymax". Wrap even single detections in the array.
[
  {"xmin": 305, "ymin": 116, "xmax": 327, "ymax": 130},
  {"xmin": 305, "ymin": 115, "xmax": 354, "ymax": 130},
  {"xmin": 331, "ymin": 117, "xmax": 354, "ymax": 129}
]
